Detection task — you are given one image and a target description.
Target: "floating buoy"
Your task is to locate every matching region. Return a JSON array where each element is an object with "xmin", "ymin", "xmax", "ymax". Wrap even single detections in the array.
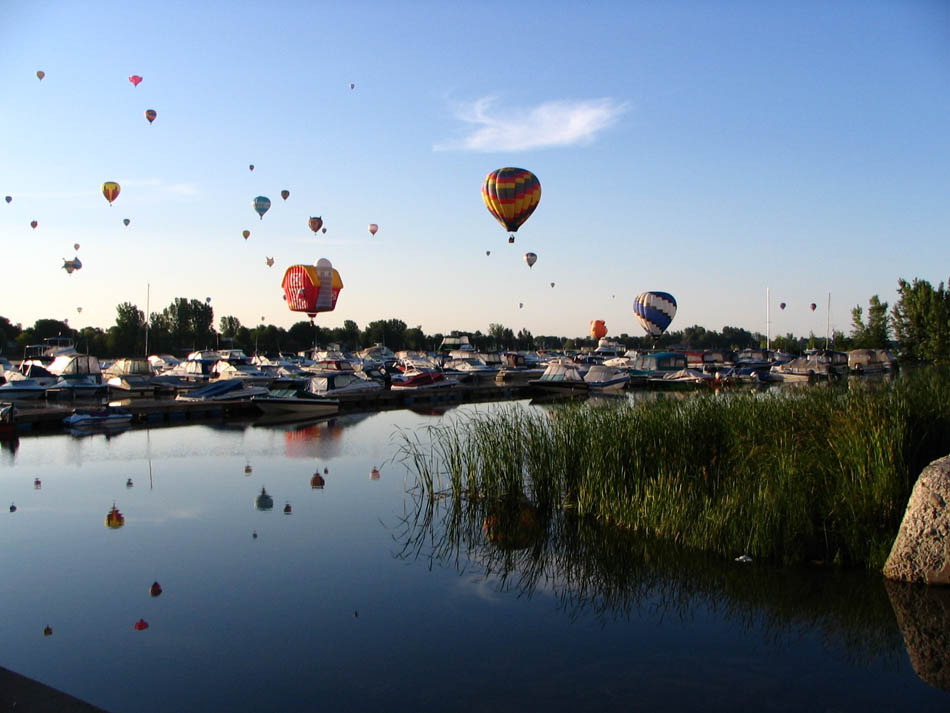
[
  {"xmin": 149, "ymin": 581, "xmax": 163, "ymax": 597},
  {"xmin": 134, "ymin": 618, "xmax": 149, "ymax": 631},
  {"xmin": 283, "ymin": 503, "xmax": 292, "ymax": 514}
]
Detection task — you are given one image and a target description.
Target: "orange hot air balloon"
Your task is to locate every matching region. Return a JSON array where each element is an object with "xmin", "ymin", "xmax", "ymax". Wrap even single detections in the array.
[
  {"xmin": 368, "ymin": 223, "xmax": 378, "ymax": 236},
  {"xmin": 36, "ymin": 70, "xmax": 45, "ymax": 80},
  {"xmin": 145, "ymin": 109, "xmax": 157, "ymax": 124},
  {"xmin": 590, "ymin": 320, "xmax": 607, "ymax": 339},
  {"xmin": 102, "ymin": 181, "xmax": 120, "ymax": 205},
  {"xmin": 30, "ymin": 220, "xmax": 37, "ymax": 229},
  {"xmin": 242, "ymin": 230, "xmax": 250, "ymax": 240},
  {"xmin": 281, "ymin": 190, "xmax": 290, "ymax": 200},
  {"xmin": 308, "ymin": 216, "xmax": 323, "ymax": 234},
  {"xmin": 105, "ymin": 504, "xmax": 125, "ymax": 529},
  {"xmin": 129, "ymin": 75, "xmax": 142, "ymax": 87},
  {"xmin": 282, "ymin": 258, "xmax": 343, "ymax": 320}
]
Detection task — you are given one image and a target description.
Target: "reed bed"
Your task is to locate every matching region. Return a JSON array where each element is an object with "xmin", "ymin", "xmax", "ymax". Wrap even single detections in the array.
[{"xmin": 397, "ymin": 367, "xmax": 950, "ymax": 569}]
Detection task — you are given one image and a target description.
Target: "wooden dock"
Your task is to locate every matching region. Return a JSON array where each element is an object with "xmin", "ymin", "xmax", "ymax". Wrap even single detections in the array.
[{"xmin": 3, "ymin": 382, "xmax": 533, "ymax": 435}]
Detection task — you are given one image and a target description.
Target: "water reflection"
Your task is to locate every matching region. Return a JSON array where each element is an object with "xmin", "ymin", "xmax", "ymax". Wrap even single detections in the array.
[
  {"xmin": 395, "ymin": 487, "xmax": 907, "ymax": 668},
  {"xmin": 886, "ymin": 581, "xmax": 950, "ymax": 691},
  {"xmin": 253, "ymin": 412, "xmax": 373, "ymax": 459}
]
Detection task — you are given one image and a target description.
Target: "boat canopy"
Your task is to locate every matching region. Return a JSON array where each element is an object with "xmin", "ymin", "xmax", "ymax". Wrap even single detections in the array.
[{"xmin": 48, "ymin": 354, "xmax": 101, "ymax": 376}]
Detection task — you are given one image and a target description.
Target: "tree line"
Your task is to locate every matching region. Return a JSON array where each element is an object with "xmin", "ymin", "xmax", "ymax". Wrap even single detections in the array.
[{"xmin": 1, "ymin": 278, "xmax": 948, "ymax": 361}]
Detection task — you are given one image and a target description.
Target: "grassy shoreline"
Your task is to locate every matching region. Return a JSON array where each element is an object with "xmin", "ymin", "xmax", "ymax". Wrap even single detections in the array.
[{"xmin": 398, "ymin": 367, "xmax": 950, "ymax": 569}]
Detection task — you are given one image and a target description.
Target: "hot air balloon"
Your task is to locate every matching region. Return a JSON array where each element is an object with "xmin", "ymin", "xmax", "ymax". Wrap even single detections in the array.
[
  {"xmin": 590, "ymin": 320, "xmax": 607, "ymax": 339},
  {"xmin": 73, "ymin": 243, "xmax": 80, "ymax": 251},
  {"xmin": 30, "ymin": 220, "xmax": 37, "ymax": 229},
  {"xmin": 486, "ymin": 250, "xmax": 491, "ymax": 256},
  {"xmin": 265, "ymin": 256, "xmax": 274, "ymax": 267},
  {"xmin": 123, "ymin": 218, "xmax": 130, "ymax": 226},
  {"xmin": 281, "ymin": 189, "xmax": 290, "ymax": 200},
  {"xmin": 102, "ymin": 181, "xmax": 120, "ymax": 205},
  {"xmin": 519, "ymin": 302, "xmax": 523, "ymax": 309},
  {"xmin": 62, "ymin": 257, "xmax": 82, "ymax": 274},
  {"xmin": 253, "ymin": 196, "xmax": 271, "ymax": 220},
  {"xmin": 283, "ymin": 503, "xmax": 292, "ymax": 514},
  {"xmin": 550, "ymin": 282, "xmax": 555, "ymax": 288},
  {"xmin": 482, "ymin": 168, "xmax": 541, "ymax": 243},
  {"xmin": 524, "ymin": 252, "xmax": 537, "ymax": 268},
  {"xmin": 149, "ymin": 582, "xmax": 163, "ymax": 597},
  {"xmin": 4, "ymin": 196, "xmax": 11, "ymax": 204},
  {"xmin": 105, "ymin": 504, "xmax": 125, "ymax": 529},
  {"xmin": 368, "ymin": 223, "xmax": 378, "ymax": 236},
  {"xmin": 205, "ymin": 296, "xmax": 212, "ymax": 304},
  {"xmin": 145, "ymin": 109, "xmax": 157, "ymax": 124},
  {"xmin": 254, "ymin": 486, "xmax": 274, "ymax": 510},
  {"xmin": 281, "ymin": 258, "xmax": 343, "ymax": 320},
  {"xmin": 249, "ymin": 164, "xmax": 255, "ymax": 171},
  {"xmin": 133, "ymin": 619, "xmax": 149, "ymax": 631},
  {"xmin": 322, "ymin": 228, "xmax": 327, "ymax": 234},
  {"xmin": 633, "ymin": 291, "xmax": 677, "ymax": 337},
  {"xmin": 77, "ymin": 307, "xmax": 82, "ymax": 313},
  {"xmin": 36, "ymin": 70, "xmax": 45, "ymax": 80},
  {"xmin": 308, "ymin": 216, "xmax": 323, "ymax": 234},
  {"xmin": 242, "ymin": 230, "xmax": 250, "ymax": 240},
  {"xmin": 349, "ymin": 82, "xmax": 355, "ymax": 90},
  {"xmin": 810, "ymin": 303, "xmax": 817, "ymax": 311},
  {"xmin": 43, "ymin": 626, "xmax": 52, "ymax": 636},
  {"xmin": 129, "ymin": 75, "xmax": 142, "ymax": 87},
  {"xmin": 780, "ymin": 302, "xmax": 786, "ymax": 310}
]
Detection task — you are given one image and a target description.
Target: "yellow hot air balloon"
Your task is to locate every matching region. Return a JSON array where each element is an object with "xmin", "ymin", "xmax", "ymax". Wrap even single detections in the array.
[{"xmin": 102, "ymin": 181, "xmax": 120, "ymax": 205}]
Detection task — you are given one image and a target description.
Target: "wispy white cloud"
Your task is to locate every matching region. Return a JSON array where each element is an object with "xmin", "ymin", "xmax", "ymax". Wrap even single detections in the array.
[{"xmin": 435, "ymin": 96, "xmax": 629, "ymax": 152}]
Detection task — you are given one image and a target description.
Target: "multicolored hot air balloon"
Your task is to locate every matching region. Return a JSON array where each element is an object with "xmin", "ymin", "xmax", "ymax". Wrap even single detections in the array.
[
  {"xmin": 73, "ymin": 243, "xmax": 80, "ymax": 251},
  {"xmin": 368, "ymin": 223, "xmax": 378, "ymax": 236},
  {"xmin": 281, "ymin": 258, "xmax": 343, "ymax": 320},
  {"xmin": 145, "ymin": 109, "xmax": 157, "ymax": 124},
  {"xmin": 129, "ymin": 75, "xmax": 142, "ymax": 87},
  {"xmin": 30, "ymin": 220, "xmax": 37, "ymax": 229},
  {"xmin": 123, "ymin": 218, "xmax": 130, "ymax": 226},
  {"xmin": 281, "ymin": 189, "xmax": 290, "ymax": 200},
  {"xmin": 36, "ymin": 70, "xmax": 45, "ymax": 80},
  {"xmin": 308, "ymin": 216, "xmax": 323, "ymax": 234},
  {"xmin": 62, "ymin": 257, "xmax": 82, "ymax": 274},
  {"xmin": 77, "ymin": 307, "xmax": 82, "ymax": 313},
  {"xmin": 633, "ymin": 291, "xmax": 677, "ymax": 337},
  {"xmin": 482, "ymin": 168, "xmax": 541, "ymax": 243},
  {"xmin": 102, "ymin": 181, "xmax": 120, "ymax": 205},
  {"xmin": 253, "ymin": 196, "xmax": 271, "ymax": 220},
  {"xmin": 780, "ymin": 302, "xmax": 786, "ymax": 310},
  {"xmin": 810, "ymin": 303, "xmax": 817, "ymax": 311},
  {"xmin": 590, "ymin": 320, "xmax": 607, "ymax": 339},
  {"xmin": 242, "ymin": 230, "xmax": 250, "ymax": 240},
  {"xmin": 4, "ymin": 196, "xmax": 11, "ymax": 204},
  {"xmin": 105, "ymin": 504, "xmax": 124, "ymax": 529},
  {"xmin": 524, "ymin": 252, "xmax": 537, "ymax": 268}
]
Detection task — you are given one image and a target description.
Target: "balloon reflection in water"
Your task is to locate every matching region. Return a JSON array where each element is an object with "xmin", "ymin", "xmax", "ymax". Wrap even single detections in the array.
[
  {"xmin": 310, "ymin": 472, "xmax": 326, "ymax": 489},
  {"xmin": 371, "ymin": 468, "xmax": 380, "ymax": 480},
  {"xmin": 254, "ymin": 487, "xmax": 274, "ymax": 511},
  {"xmin": 105, "ymin": 504, "xmax": 124, "ymax": 528},
  {"xmin": 483, "ymin": 502, "xmax": 542, "ymax": 551},
  {"xmin": 134, "ymin": 619, "xmax": 149, "ymax": 631}
]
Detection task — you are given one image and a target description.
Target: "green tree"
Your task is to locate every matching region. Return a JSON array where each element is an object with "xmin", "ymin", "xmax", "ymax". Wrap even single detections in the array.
[
  {"xmin": 362, "ymin": 319, "xmax": 407, "ymax": 350},
  {"xmin": 891, "ymin": 278, "xmax": 950, "ymax": 361},
  {"xmin": 850, "ymin": 295, "xmax": 890, "ymax": 349},
  {"xmin": 107, "ymin": 302, "xmax": 144, "ymax": 356},
  {"xmin": 220, "ymin": 316, "xmax": 242, "ymax": 339}
]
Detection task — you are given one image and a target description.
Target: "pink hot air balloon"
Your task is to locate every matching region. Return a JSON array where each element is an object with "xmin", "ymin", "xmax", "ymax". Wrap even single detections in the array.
[
  {"xmin": 810, "ymin": 303, "xmax": 817, "ymax": 312},
  {"xmin": 779, "ymin": 302, "xmax": 786, "ymax": 310},
  {"xmin": 129, "ymin": 75, "xmax": 143, "ymax": 87},
  {"xmin": 368, "ymin": 223, "xmax": 378, "ymax": 236},
  {"xmin": 30, "ymin": 220, "xmax": 37, "ymax": 229}
]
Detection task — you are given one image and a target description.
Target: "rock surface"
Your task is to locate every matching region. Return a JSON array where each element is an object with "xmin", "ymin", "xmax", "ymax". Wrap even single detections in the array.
[{"xmin": 883, "ymin": 455, "xmax": 950, "ymax": 585}]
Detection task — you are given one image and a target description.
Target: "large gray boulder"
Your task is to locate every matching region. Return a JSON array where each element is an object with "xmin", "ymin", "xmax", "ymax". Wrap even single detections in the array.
[{"xmin": 883, "ymin": 455, "xmax": 950, "ymax": 585}]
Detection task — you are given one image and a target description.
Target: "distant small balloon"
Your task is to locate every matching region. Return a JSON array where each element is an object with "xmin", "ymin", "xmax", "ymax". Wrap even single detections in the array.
[
  {"xmin": 550, "ymin": 282, "xmax": 555, "ymax": 288},
  {"xmin": 43, "ymin": 626, "xmax": 53, "ymax": 636},
  {"xmin": 74, "ymin": 243, "xmax": 80, "ymax": 251},
  {"xmin": 486, "ymin": 250, "xmax": 490, "ymax": 256},
  {"xmin": 253, "ymin": 196, "xmax": 271, "ymax": 219},
  {"xmin": 129, "ymin": 75, "xmax": 143, "ymax": 87},
  {"xmin": 30, "ymin": 220, "xmax": 37, "ymax": 229},
  {"xmin": 102, "ymin": 181, "xmax": 120, "ymax": 205},
  {"xmin": 249, "ymin": 164, "xmax": 255, "ymax": 171},
  {"xmin": 4, "ymin": 196, "xmax": 11, "ymax": 204},
  {"xmin": 810, "ymin": 303, "xmax": 817, "ymax": 311},
  {"xmin": 308, "ymin": 216, "xmax": 323, "ymax": 234},
  {"xmin": 242, "ymin": 230, "xmax": 250, "ymax": 240},
  {"xmin": 36, "ymin": 70, "xmax": 45, "ymax": 80},
  {"xmin": 265, "ymin": 256, "xmax": 274, "ymax": 267},
  {"xmin": 524, "ymin": 252, "xmax": 537, "ymax": 268},
  {"xmin": 77, "ymin": 307, "xmax": 82, "ymax": 313},
  {"xmin": 322, "ymin": 228, "xmax": 327, "ymax": 234},
  {"xmin": 368, "ymin": 223, "xmax": 378, "ymax": 236},
  {"xmin": 206, "ymin": 296, "xmax": 212, "ymax": 304},
  {"xmin": 145, "ymin": 109, "xmax": 157, "ymax": 124},
  {"xmin": 780, "ymin": 302, "xmax": 786, "ymax": 310},
  {"xmin": 281, "ymin": 189, "xmax": 290, "ymax": 200},
  {"xmin": 349, "ymin": 82, "xmax": 355, "ymax": 89},
  {"xmin": 519, "ymin": 302, "xmax": 523, "ymax": 309},
  {"xmin": 134, "ymin": 619, "xmax": 149, "ymax": 631},
  {"xmin": 149, "ymin": 582, "xmax": 163, "ymax": 597},
  {"xmin": 123, "ymin": 218, "xmax": 130, "ymax": 226}
]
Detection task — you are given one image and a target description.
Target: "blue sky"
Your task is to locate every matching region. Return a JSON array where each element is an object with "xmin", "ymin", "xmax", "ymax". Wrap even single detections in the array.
[{"xmin": 2, "ymin": 0, "xmax": 948, "ymax": 341}]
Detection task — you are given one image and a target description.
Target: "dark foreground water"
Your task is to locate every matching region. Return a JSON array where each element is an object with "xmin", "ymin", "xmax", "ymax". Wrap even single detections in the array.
[{"xmin": 1, "ymin": 400, "xmax": 948, "ymax": 712}]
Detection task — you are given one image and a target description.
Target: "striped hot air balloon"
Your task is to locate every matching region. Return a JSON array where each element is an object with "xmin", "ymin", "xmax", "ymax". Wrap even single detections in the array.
[
  {"xmin": 102, "ymin": 181, "xmax": 120, "ymax": 205},
  {"xmin": 633, "ymin": 291, "xmax": 677, "ymax": 337},
  {"xmin": 482, "ymin": 168, "xmax": 541, "ymax": 243}
]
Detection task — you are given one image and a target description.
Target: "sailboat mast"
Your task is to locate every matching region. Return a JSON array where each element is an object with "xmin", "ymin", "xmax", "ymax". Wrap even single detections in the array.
[
  {"xmin": 144, "ymin": 282, "xmax": 150, "ymax": 357},
  {"xmin": 766, "ymin": 287, "xmax": 771, "ymax": 350},
  {"xmin": 825, "ymin": 292, "xmax": 831, "ymax": 349}
]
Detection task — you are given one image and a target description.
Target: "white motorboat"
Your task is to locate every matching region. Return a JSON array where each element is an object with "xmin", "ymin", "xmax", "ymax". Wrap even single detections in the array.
[
  {"xmin": 250, "ymin": 385, "xmax": 341, "ymax": 417},
  {"xmin": 63, "ymin": 406, "xmax": 133, "ymax": 428},
  {"xmin": 46, "ymin": 375, "xmax": 106, "ymax": 399},
  {"xmin": 528, "ymin": 362, "xmax": 590, "ymax": 393},
  {"xmin": 649, "ymin": 368, "xmax": 716, "ymax": 388},
  {"xmin": 390, "ymin": 367, "xmax": 459, "ymax": 391},
  {"xmin": 442, "ymin": 356, "xmax": 499, "ymax": 384},
  {"xmin": 175, "ymin": 379, "xmax": 269, "ymax": 402},
  {"xmin": 770, "ymin": 350, "xmax": 849, "ymax": 381},
  {"xmin": 847, "ymin": 349, "xmax": 896, "ymax": 375},
  {"xmin": 104, "ymin": 358, "xmax": 158, "ymax": 398},
  {"xmin": 0, "ymin": 377, "xmax": 48, "ymax": 401},
  {"xmin": 305, "ymin": 372, "xmax": 382, "ymax": 398},
  {"xmin": 583, "ymin": 365, "xmax": 630, "ymax": 391},
  {"xmin": 213, "ymin": 361, "xmax": 273, "ymax": 387}
]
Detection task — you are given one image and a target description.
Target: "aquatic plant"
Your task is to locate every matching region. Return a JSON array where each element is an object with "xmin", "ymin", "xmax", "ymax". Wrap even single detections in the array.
[{"xmin": 397, "ymin": 367, "xmax": 950, "ymax": 569}]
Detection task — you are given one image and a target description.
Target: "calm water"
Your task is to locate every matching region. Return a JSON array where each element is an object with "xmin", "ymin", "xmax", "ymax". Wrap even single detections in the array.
[{"xmin": 1, "ymin": 400, "xmax": 948, "ymax": 713}]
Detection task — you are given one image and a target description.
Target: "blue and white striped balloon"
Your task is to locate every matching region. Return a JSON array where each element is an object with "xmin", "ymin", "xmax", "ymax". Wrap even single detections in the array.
[{"xmin": 633, "ymin": 291, "xmax": 677, "ymax": 336}]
